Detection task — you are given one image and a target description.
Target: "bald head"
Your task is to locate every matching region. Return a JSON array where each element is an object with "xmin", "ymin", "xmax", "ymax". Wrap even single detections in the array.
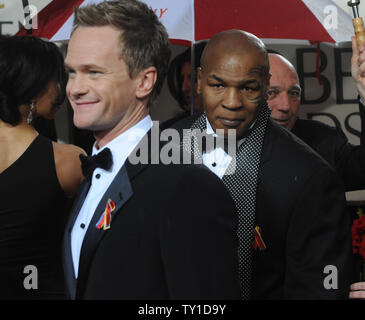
[
  {"xmin": 268, "ymin": 54, "xmax": 298, "ymax": 81},
  {"xmin": 201, "ymin": 29, "xmax": 269, "ymax": 71},
  {"xmin": 267, "ymin": 53, "xmax": 301, "ymax": 130}
]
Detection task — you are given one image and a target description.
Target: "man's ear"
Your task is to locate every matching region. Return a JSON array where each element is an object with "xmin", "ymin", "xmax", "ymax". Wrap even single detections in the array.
[
  {"xmin": 197, "ymin": 67, "xmax": 202, "ymax": 95},
  {"xmin": 136, "ymin": 66, "xmax": 157, "ymax": 99}
]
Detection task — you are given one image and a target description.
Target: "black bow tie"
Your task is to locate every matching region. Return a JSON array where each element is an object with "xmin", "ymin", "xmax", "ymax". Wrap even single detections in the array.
[{"xmin": 79, "ymin": 148, "xmax": 113, "ymax": 177}]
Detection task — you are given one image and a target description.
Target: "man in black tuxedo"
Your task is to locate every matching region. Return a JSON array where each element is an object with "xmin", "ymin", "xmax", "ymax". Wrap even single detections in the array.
[
  {"xmin": 172, "ymin": 29, "xmax": 353, "ymax": 299},
  {"xmin": 267, "ymin": 51, "xmax": 365, "ymax": 191},
  {"xmin": 62, "ymin": 0, "xmax": 240, "ymax": 300}
]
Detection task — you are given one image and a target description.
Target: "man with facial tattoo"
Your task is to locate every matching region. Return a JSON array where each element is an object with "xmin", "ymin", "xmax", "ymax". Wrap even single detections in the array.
[{"xmin": 172, "ymin": 29, "xmax": 353, "ymax": 299}]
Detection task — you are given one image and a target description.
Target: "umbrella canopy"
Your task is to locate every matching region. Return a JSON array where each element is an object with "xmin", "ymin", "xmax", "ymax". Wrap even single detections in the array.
[{"xmin": 2, "ymin": 0, "xmax": 363, "ymax": 43}]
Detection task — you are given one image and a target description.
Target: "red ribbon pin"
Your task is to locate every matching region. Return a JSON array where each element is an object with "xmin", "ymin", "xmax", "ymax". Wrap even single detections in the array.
[
  {"xmin": 253, "ymin": 226, "xmax": 266, "ymax": 251},
  {"xmin": 96, "ymin": 198, "xmax": 116, "ymax": 230}
]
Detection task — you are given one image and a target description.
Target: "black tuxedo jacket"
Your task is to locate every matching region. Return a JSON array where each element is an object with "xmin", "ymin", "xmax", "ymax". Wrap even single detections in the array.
[
  {"xmin": 172, "ymin": 115, "xmax": 353, "ymax": 299},
  {"xmin": 253, "ymin": 120, "xmax": 353, "ymax": 299},
  {"xmin": 62, "ymin": 130, "xmax": 241, "ymax": 300},
  {"xmin": 292, "ymin": 118, "xmax": 365, "ymax": 191}
]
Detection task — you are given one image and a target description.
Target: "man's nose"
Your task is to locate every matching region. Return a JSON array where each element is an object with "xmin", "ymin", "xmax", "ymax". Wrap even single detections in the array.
[
  {"xmin": 67, "ymin": 74, "xmax": 88, "ymax": 98},
  {"xmin": 276, "ymin": 92, "xmax": 291, "ymax": 112},
  {"xmin": 182, "ymin": 76, "xmax": 191, "ymax": 93},
  {"xmin": 222, "ymin": 88, "xmax": 242, "ymax": 110}
]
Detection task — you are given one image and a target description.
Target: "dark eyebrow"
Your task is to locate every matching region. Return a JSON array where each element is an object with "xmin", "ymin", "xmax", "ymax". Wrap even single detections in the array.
[
  {"xmin": 289, "ymin": 85, "xmax": 301, "ymax": 91},
  {"xmin": 241, "ymin": 79, "xmax": 259, "ymax": 86},
  {"xmin": 269, "ymin": 85, "xmax": 301, "ymax": 91},
  {"xmin": 208, "ymin": 74, "xmax": 224, "ymax": 83},
  {"xmin": 208, "ymin": 74, "xmax": 259, "ymax": 86},
  {"xmin": 247, "ymin": 65, "xmax": 269, "ymax": 77}
]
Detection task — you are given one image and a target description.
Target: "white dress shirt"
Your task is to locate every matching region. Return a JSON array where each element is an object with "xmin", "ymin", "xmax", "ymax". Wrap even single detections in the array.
[
  {"xmin": 202, "ymin": 118, "xmax": 232, "ymax": 179},
  {"xmin": 71, "ymin": 115, "xmax": 153, "ymax": 277},
  {"xmin": 202, "ymin": 118, "xmax": 249, "ymax": 179}
]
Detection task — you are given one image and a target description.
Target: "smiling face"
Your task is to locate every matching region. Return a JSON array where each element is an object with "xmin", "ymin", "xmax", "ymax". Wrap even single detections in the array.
[
  {"xmin": 198, "ymin": 33, "xmax": 269, "ymax": 139},
  {"xmin": 267, "ymin": 54, "xmax": 301, "ymax": 130},
  {"xmin": 65, "ymin": 25, "xmax": 143, "ymax": 142}
]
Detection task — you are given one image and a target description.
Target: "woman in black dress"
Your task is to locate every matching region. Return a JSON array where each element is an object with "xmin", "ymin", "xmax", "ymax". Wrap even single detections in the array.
[{"xmin": 0, "ymin": 35, "xmax": 86, "ymax": 299}]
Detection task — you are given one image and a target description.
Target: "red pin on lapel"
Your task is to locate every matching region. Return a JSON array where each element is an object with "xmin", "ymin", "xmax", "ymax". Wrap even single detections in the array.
[
  {"xmin": 96, "ymin": 198, "xmax": 116, "ymax": 230},
  {"xmin": 253, "ymin": 226, "xmax": 266, "ymax": 251}
]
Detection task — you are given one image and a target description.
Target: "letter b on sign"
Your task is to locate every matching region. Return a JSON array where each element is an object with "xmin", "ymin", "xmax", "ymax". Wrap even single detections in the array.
[{"xmin": 323, "ymin": 265, "xmax": 338, "ymax": 290}]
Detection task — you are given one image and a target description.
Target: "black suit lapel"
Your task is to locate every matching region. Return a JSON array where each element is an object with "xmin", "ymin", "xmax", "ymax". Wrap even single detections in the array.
[
  {"xmin": 260, "ymin": 120, "xmax": 274, "ymax": 165},
  {"xmin": 76, "ymin": 164, "xmax": 134, "ymax": 298},
  {"xmin": 72, "ymin": 127, "xmax": 158, "ymax": 298},
  {"xmin": 62, "ymin": 176, "xmax": 92, "ymax": 300}
]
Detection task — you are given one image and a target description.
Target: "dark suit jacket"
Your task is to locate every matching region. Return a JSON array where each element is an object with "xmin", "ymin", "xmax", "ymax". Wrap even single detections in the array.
[
  {"xmin": 292, "ymin": 118, "xmax": 365, "ymax": 191},
  {"xmin": 62, "ymin": 130, "xmax": 241, "ymax": 300},
  {"xmin": 253, "ymin": 120, "xmax": 353, "ymax": 299},
  {"xmin": 359, "ymin": 100, "xmax": 365, "ymax": 146},
  {"xmin": 172, "ymin": 115, "xmax": 353, "ymax": 299}
]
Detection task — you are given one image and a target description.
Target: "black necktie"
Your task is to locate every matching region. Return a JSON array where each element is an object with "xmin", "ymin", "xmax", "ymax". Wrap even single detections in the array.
[{"xmin": 79, "ymin": 148, "xmax": 113, "ymax": 177}]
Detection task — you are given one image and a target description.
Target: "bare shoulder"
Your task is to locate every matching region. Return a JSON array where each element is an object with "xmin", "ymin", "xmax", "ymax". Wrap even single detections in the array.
[
  {"xmin": 53, "ymin": 141, "xmax": 86, "ymax": 157},
  {"xmin": 52, "ymin": 142, "xmax": 86, "ymax": 173},
  {"xmin": 52, "ymin": 142, "xmax": 86, "ymax": 198}
]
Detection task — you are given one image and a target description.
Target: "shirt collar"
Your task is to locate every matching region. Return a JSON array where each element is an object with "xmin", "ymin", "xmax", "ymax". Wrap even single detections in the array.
[
  {"xmin": 205, "ymin": 115, "xmax": 251, "ymax": 149},
  {"xmin": 92, "ymin": 115, "xmax": 153, "ymax": 172}
]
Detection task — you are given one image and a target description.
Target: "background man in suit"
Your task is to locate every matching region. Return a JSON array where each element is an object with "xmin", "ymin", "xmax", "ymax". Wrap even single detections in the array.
[
  {"xmin": 173, "ymin": 29, "xmax": 353, "ymax": 299},
  {"xmin": 62, "ymin": 0, "xmax": 240, "ymax": 300},
  {"xmin": 267, "ymin": 51, "xmax": 365, "ymax": 191}
]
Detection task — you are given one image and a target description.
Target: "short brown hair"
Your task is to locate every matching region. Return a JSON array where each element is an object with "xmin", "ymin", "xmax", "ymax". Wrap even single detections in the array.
[{"xmin": 73, "ymin": 0, "xmax": 171, "ymax": 107}]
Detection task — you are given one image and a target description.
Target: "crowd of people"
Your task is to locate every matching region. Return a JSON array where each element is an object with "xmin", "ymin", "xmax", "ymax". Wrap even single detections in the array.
[{"xmin": 1, "ymin": 0, "xmax": 365, "ymax": 300}]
